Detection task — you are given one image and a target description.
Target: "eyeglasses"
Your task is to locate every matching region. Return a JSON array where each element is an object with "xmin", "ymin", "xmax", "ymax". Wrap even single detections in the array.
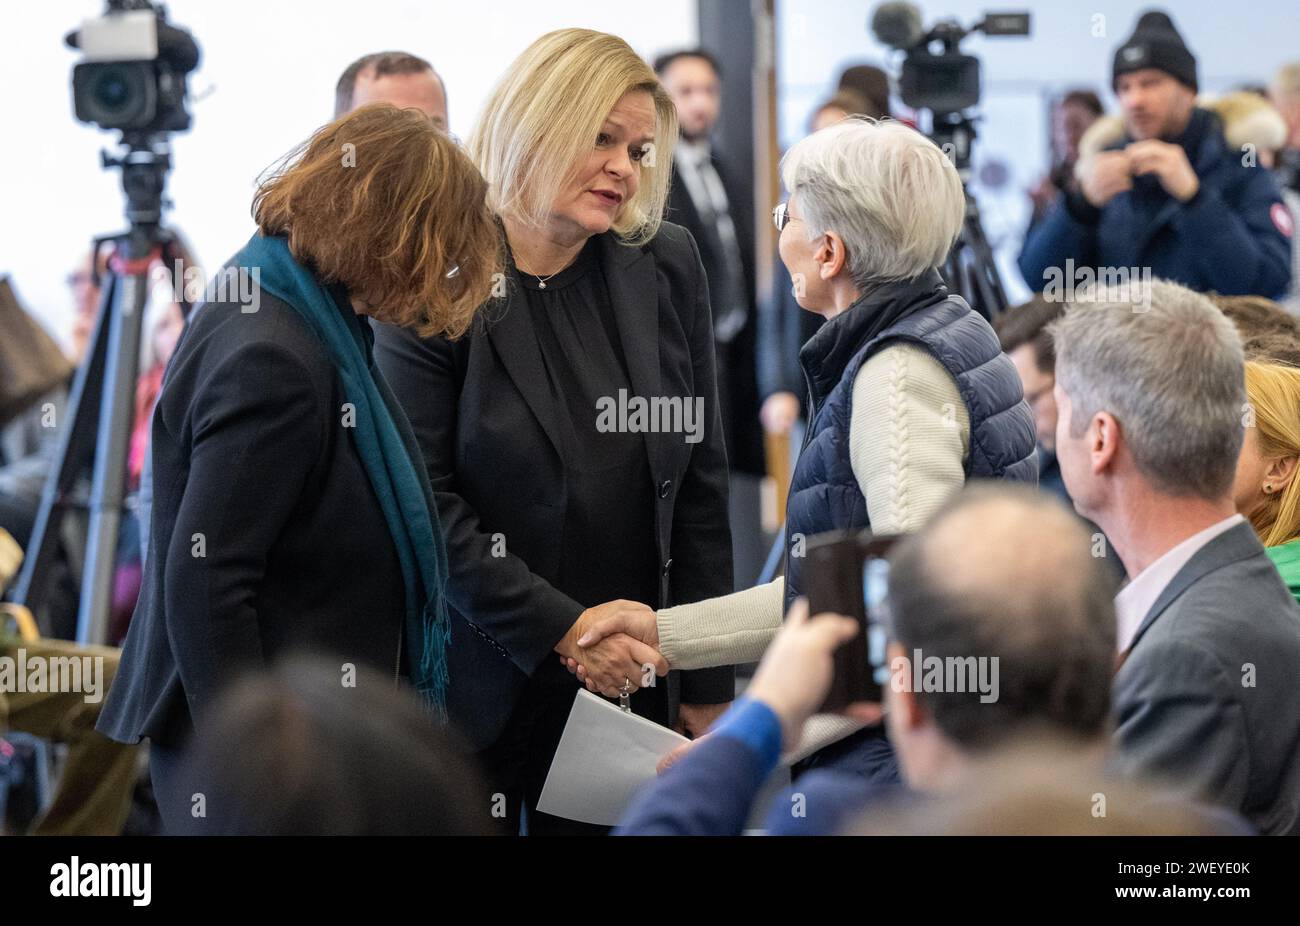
[{"xmin": 772, "ymin": 201, "xmax": 800, "ymax": 233}]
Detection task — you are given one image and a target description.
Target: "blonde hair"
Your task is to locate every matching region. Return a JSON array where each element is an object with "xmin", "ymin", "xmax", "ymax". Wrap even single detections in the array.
[
  {"xmin": 1245, "ymin": 360, "xmax": 1300, "ymax": 547},
  {"xmin": 781, "ymin": 117, "xmax": 964, "ymax": 286},
  {"xmin": 469, "ymin": 29, "xmax": 677, "ymax": 246}
]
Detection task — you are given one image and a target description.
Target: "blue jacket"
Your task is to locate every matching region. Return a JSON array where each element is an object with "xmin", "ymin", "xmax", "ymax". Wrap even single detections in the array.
[
  {"xmin": 1018, "ymin": 108, "xmax": 1293, "ymax": 298},
  {"xmin": 614, "ymin": 698, "xmax": 900, "ymax": 836},
  {"xmin": 784, "ymin": 271, "xmax": 1037, "ymax": 609}
]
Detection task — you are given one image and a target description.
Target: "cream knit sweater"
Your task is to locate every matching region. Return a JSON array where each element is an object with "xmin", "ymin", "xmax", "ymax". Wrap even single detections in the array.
[{"xmin": 663, "ymin": 342, "xmax": 970, "ymax": 762}]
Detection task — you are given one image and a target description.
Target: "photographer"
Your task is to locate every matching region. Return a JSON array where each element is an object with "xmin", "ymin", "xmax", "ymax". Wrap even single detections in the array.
[{"xmin": 615, "ymin": 487, "xmax": 1121, "ymax": 836}]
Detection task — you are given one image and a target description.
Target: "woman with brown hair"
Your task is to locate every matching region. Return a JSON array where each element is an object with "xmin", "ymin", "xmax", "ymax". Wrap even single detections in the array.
[{"xmin": 96, "ymin": 104, "xmax": 501, "ymax": 832}]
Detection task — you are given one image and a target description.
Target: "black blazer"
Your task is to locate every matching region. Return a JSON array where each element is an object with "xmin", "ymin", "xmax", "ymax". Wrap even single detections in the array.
[
  {"xmin": 98, "ymin": 287, "xmax": 409, "ymax": 746},
  {"xmin": 666, "ymin": 156, "xmax": 764, "ymax": 474},
  {"xmin": 1113, "ymin": 521, "xmax": 1300, "ymax": 835},
  {"xmin": 374, "ymin": 223, "xmax": 735, "ymax": 751}
]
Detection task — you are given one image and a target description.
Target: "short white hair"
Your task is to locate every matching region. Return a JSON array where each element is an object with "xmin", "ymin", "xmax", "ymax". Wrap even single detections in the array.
[{"xmin": 781, "ymin": 118, "xmax": 964, "ymax": 286}]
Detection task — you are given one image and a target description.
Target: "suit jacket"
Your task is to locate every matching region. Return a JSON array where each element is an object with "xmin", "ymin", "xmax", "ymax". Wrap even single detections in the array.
[
  {"xmin": 1113, "ymin": 521, "xmax": 1300, "ymax": 835},
  {"xmin": 373, "ymin": 224, "xmax": 736, "ymax": 751},
  {"xmin": 97, "ymin": 288, "xmax": 408, "ymax": 746},
  {"xmin": 667, "ymin": 152, "xmax": 764, "ymax": 474}
]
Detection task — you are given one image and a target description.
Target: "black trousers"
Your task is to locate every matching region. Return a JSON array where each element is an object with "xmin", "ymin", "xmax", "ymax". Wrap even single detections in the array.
[{"xmin": 148, "ymin": 739, "xmax": 192, "ymax": 835}]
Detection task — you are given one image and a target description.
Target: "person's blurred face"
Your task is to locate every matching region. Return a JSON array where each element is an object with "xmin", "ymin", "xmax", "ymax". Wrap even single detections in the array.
[
  {"xmin": 659, "ymin": 56, "xmax": 720, "ymax": 142},
  {"xmin": 1116, "ymin": 69, "xmax": 1195, "ymax": 141},
  {"xmin": 1231, "ymin": 425, "xmax": 1297, "ymax": 525},
  {"xmin": 151, "ymin": 296, "xmax": 185, "ymax": 371},
  {"xmin": 351, "ymin": 68, "xmax": 447, "ymax": 130},
  {"xmin": 68, "ymin": 253, "xmax": 102, "ymax": 363},
  {"xmin": 1009, "ymin": 344, "xmax": 1058, "ymax": 452},
  {"xmin": 776, "ymin": 193, "xmax": 834, "ymax": 314},
  {"xmin": 1271, "ymin": 88, "xmax": 1300, "ymax": 147},
  {"xmin": 812, "ymin": 105, "xmax": 849, "ymax": 134},
  {"xmin": 1053, "ymin": 101, "xmax": 1097, "ymax": 164},
  {"xmin": 547, "ymin": 90, "xmax": 655, "ymax": 241}
]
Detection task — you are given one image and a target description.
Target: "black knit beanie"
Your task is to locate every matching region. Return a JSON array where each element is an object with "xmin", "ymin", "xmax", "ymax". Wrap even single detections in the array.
[{"xmin": 1112, "ymin": 10, "xmax": 1198, "ymax": 92}]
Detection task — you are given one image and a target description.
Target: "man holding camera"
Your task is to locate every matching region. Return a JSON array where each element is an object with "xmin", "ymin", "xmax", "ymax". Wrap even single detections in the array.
[
  {"xmin": 614, "ymin": 486, "xmax": 1121, "ymax": 836},
  {"xmin": 1018, "ymin": 10, "xmax": 1292, "ymax": 299}
]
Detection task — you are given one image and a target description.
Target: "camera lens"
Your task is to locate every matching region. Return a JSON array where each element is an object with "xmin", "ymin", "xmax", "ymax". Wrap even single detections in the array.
[
  {"xmin": 93, "ymin": 70, "xmax": 131, "ymax": 111},
  {"xmin": 73, "ymin": 62, "xmax": 156, "ymax": 130}
]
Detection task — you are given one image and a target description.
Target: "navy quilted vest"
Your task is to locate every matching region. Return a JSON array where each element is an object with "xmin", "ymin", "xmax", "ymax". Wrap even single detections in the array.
[{"xmin": 783, "ymin": 272, "xmax": 1037, "ymax": 609}]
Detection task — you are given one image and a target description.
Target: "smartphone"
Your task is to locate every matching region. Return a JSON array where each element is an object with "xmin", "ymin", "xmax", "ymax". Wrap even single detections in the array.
[{"xmin": 802, "ymin": 529, "xmax": 899, "ymax": 713}]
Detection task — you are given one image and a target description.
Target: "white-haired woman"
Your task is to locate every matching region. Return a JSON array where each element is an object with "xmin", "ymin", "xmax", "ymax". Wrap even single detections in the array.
[
  {"xmin": 375, "ymin": 29, "xmax": 735, "ymax": 835},
  {"xmin": 572, "ymin": 118, "xmax": 1036, "ymax": 797}
]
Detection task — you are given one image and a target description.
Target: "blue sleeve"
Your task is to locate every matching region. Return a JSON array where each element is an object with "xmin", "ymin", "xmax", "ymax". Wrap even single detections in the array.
[
  {"xmin": 1173, "ymin": 172, "xmax": 1292, "ymax": 297},
  {"xmin": 614, "ymin": 698, "xmax": 783, "ymax": 836},
  {"xmin": 764, "ymin": 771, "xmax": 902, "ymax": 836},
  {"xmin": 1017, "ymin": 197, "xmax": 1100, "ymax": 292}
]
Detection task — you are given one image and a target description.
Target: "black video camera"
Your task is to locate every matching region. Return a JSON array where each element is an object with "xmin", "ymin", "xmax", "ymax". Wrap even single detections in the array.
[
  {"xmin": 67, "ymin": 0, "xmax": 200, "ymax": 135},
  {"xmin": 870, "ymin": 3, "xmax": 1029, "ymax": 115}
]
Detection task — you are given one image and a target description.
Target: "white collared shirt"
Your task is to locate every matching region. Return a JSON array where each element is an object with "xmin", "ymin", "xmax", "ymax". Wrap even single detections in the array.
[{"xmin": 1114, "ymin": 514, "xmax": 1245, "ymax": 654}]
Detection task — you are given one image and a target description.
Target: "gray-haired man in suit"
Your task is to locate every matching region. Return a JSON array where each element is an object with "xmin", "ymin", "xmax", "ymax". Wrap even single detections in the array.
[{"xmin": 1049, "ymin": 278, "xmax": 1300, "ymax": 835}]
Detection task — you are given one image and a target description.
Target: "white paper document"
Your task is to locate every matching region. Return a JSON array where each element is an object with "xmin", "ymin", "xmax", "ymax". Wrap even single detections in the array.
[{"xmin": 536, "ymin": 689, "xmax": 689, "ymax": 826}]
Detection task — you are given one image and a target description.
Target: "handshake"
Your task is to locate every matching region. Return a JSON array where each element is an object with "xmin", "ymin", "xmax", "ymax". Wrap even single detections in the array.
[
  {"xmin": 1077, "ymin": 137, "xmax": 1199, "ymax": 207},
  {"xmin": 554, "ymin": 600, "xmax": 665, "ymax": 699}
]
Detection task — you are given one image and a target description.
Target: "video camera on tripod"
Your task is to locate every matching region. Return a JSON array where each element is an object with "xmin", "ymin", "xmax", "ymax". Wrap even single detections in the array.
[
  {"xmin": 869, "ymin": 2, "xmax": 1029, "ymax": 319},
  {"xmin": 871, "ymin": 3, "xmax": 1028, "ymax": 168},
  {"xmin": 5, "ymin": 1, "xmax": 201, "ymax": 644}
]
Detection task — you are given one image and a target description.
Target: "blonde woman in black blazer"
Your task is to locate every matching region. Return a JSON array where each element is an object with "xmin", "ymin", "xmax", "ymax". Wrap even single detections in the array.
[{"xmin": 375, "ymin": 29, "xmax": 735, "ymax": 834}]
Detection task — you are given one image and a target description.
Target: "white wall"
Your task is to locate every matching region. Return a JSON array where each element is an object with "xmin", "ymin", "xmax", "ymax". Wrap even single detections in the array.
[
  {"xmin": 6, "ymin": 0, "xmax": 1297, "ymax": 338},
  {"xmin": 0, "ymin": 0, "xmax": 697, "ymax": 345}
]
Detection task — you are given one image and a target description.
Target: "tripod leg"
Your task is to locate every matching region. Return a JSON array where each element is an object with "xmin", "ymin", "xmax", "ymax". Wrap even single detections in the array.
[
  {"xmin": 76, "ymin": 256, "xmax": 150, "ymax": 645},
  {"xmin": 964, "ymin": 207, "xmax": 1009, "ymax": 318},
  {"xmin": 8, "ymin": 272, "xmax": 116, "ymax": 628}
]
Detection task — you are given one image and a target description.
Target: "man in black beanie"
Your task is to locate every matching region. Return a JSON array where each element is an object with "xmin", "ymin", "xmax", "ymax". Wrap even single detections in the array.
[{"xmin": 1019, "ymin": 9, "xmax": 1293, "ymax": 299}]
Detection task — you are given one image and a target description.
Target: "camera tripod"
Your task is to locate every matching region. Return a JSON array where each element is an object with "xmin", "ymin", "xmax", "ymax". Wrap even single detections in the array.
[
  {"xmin": 932, "ymin": 114, "xmax": 1009, "ymax": 321},
  {"xmin": 7, "ymin": 133, "xmax": 191, "ymax": 644}
]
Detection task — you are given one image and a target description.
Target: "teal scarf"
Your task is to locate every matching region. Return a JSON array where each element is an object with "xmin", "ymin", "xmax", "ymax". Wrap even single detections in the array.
[{"xmin": 235, "ymin": 233, "xmax": 450, "ymax": 717}]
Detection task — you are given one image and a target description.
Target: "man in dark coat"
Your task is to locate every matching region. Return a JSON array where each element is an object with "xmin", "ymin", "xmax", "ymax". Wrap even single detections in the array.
[
  {"xmin": 655, "ymin": 49, "xmax": 764, "ymax": 478},
  {"xmin": 1018, "ymin": 10, "xmax": 1293, "ymax": 299}
]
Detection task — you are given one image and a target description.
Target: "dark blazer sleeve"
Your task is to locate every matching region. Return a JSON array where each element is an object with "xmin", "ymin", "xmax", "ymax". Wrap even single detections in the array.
[
  {"xmin": 373, "ymin": 324, "xmax": 584, "ymax": 676},
  {"xmin": 673, "ymin": 229, "xmax": 736, "ymax": 704},
  {"xmin": 1017, "ymin": 194, "xmax": 1101, "ymax": 292},
  {"xmin": 1112, "ymin": 635, "xmax": 1248, "ymax": 809},
  {"xmin": 165, "ymin": 340, "xmax": 322, "ymax": 717}
]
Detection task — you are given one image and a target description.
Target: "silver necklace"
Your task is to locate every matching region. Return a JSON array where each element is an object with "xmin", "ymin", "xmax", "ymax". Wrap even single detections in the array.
[{"xmin": 533, "ymin": 270, "xmax": 560, "ymax": 290}]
